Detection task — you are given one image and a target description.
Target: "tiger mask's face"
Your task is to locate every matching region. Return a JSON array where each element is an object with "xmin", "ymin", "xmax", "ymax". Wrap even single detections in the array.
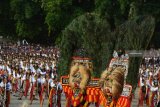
[
  {"xmin": 99, "ymin": 67, "xmax": 125, "ymax": 105},
  {"xmin": 69, "ymin": 63, "xmax": 91, "ymax": 96}
]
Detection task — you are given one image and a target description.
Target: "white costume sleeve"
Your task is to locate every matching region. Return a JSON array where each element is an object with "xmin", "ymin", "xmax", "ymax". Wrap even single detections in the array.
[
  {"xmin": 17, "ymin": 74, "xmax": 21, "ymax": 78},
  {"xmin": 8, "ymin": 83, "xmax": 12, "ymax": 90},
  {"xmin": 32, "ymin": 76, "xmax": 36, "ymax": 83},
  {"xmin": 41, "ymin": 78, "xmax": 46, "ymax": 84},
  {"xmin": 37, "ymin": 78, "xmax": 41, "ymax": 83},
  {"xmin": 13, "ymin": 71, "xmax": 16, "ymax": 78},
  {"xmin": 57, "ymin": 82, "xmax": 62, "ymax": 90},
  {"xmin": 22, "ymin": 75, "xmax": 26, "ymax": 81},
  {"xmin": 140, "ymin": 77, "xmax": 144, "ymax": 86},
  {"xmin": 7, "ymin": 66, "xmax": 12, "ymax": 75},
  {"xmin": 150, "ymin": 87, "xmax": 158, "ymax": 92},
  {"xmin": 51, "ymin": 73, "xmax": 54, "ymax": 79},
  {"xmin": 0, "ymin": 82, "xmax": 4, "ymax": 87}
]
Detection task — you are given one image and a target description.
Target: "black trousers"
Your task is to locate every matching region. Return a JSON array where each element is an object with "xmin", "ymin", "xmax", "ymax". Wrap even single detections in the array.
[{"xmin": 157, "ymin": 101, "xmax": 160, "ymax": 107}]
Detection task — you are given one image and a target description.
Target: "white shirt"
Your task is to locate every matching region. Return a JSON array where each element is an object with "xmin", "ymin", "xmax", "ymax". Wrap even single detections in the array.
[
  {"xmin": 48, "ymin": 78, "xmax": 53, "ymax": 85},
  {"xmin": 150, "ymin": 86, "xmax": 158, "ymax": 92},
  {"xmin": 50, "ymin": 81, "xmax": 56, "ymax": 88},
  {"xmin": 13, "ymin": 71, "xmax": 16, "ymax": 78},
  {"xmin": 0, "ymin": 82, "xmax": 4, "ymax": 87},
  {"xmin": 17, "ymin": 73, "xmax": 21, "ymax": 79},
  {"xmin": 37, "ymin": 78, "xmax": 41, "ymax": 84},
  {"xmin": 6, "ymin": 82, "xmax": 12, "ymax": 91},
  {"xmin": 113, "ymin": 51, "xmax": 118, "ymax": 58},
  {"xmin": 149, "ymin": 72, "xmax": 153, "ymax": 76},
  {"xmin": 22, "ymin": 75, "xmax": 26, "ymax": 81},
  {"xmin": 51, "ymin": 73, "xmax": 54, "ymax": 79},
  {"xmin": 57, "ymin": 82, "xmax": 62, "ymax": 90},
  {"xmin": 41, "ymin": 77, "xmax": 46, "ymax": 84},
  {"xmin": 140, "ymin": 77, "xmax": 144, "ymax": 86},
  {"xmin": 37, "ymin": 77, "xmax": 46, "ymax": 84},
  {"xmin": 31, "ymin": 76, "xmax": 36, "ymax": 83},
  {"xmin": 37, "ymin": 68, "xmax": 41, "ymax": 73}
]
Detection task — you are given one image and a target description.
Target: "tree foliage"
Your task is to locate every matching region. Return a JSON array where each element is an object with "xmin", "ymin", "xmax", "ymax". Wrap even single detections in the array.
[
  {"xmin": 115, "ymin": 16, "xmax": 155, "ymax": 89},
  {"xmin": 0, "ymin": 0, "xmax": 15, "ymax": 36},
  {"xmin": 41, "ymin": 0, "xmax": 72, "ymax": 35},
  {"xmin": 58, "ymin": 12, "xmax": 155, "ymax": 81},
  {"xmin": 9, "ymin": 0, "xmax": 45, "ymax": 39},
  {"xmin": 58, "ymin": 13, "xmax": 112, "ymax": 77}
]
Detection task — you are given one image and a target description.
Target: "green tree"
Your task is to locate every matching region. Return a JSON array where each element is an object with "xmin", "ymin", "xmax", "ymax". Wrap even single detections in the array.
[
  {"xmin": 115, "ymin": 16, "xmax": 155, "ymax": 89},
  {"xmin": 0, "ymin": 0, "xmax": 15, "ymax": 36},
  {"xmin": 42, "ymin": 0, "xmax": 95, "ymax": 43},
  {"xmin": 42, "ymin": 0, "xmax": 72, "ymax": 35},
  {"xmin": 95, "ymin": 0, "xmax": 133, "ymax": 31},
  {"xmin": 58, "ymin": 13, "xmax": 112, "ymax": 77},
  {"xmin": 10, "ymin": 0, "xmax": 46, "ymax": 40}
]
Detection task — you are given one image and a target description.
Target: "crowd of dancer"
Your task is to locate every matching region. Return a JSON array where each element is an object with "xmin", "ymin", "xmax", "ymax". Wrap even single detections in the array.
[
  {"xmin": 138, "ymin": 57, "xmax": 160, "ymax": 107},
  {"xmin": 1, "ymin": 40, "xmax": 160, "ymax": 107},
  {"xmin": 0, "ymin": 41, "xmax": 62, "ymax": 107}
]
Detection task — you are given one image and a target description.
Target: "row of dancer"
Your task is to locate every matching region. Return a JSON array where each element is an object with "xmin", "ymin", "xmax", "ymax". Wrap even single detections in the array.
[
  {"xmin": 138, "ymin": 57, "xmax": 160, "ymax": 107},
  {"xmin": 0, "ymin": 64, "xmax": 63, "ymax": 107}
]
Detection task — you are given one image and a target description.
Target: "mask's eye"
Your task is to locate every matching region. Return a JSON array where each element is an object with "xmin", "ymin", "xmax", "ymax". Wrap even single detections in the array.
[{"xmin": 105, "ymin": 78, "xmax": 109, "ymax": 81}]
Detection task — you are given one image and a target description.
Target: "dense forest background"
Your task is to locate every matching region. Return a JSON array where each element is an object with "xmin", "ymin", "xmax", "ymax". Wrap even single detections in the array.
[
  {"xmin": 0, "ymin": 0, "xmax": 160, "ymax": 89},
  {"xmin": 0, "ymin": 0, "xmax": 160, "ymax": 46}
]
